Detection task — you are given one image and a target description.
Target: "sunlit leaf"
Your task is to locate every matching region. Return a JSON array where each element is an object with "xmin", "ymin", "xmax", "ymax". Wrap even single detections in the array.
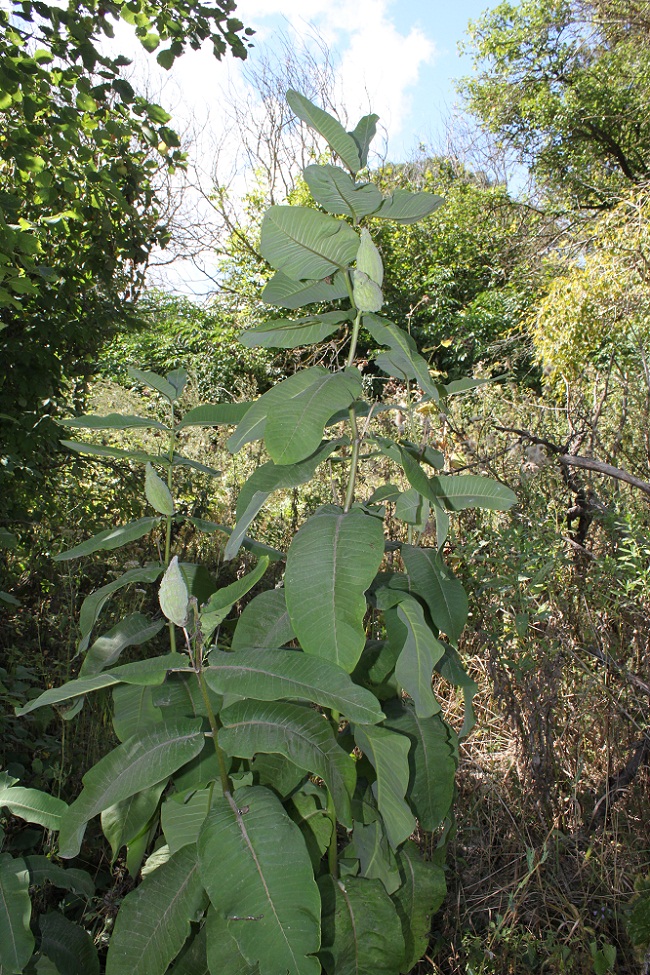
[
  {"xmin": 401, "ymin": 545, "xmax": 468, "ymax": 643},
  {"xmin": 353, "ymin": 724, "xmax": 415, "ymax": 849},
  {"xmin": 287, "ymin": 90, "xmax": 361, "ymax": 174},
  {"xmin": 262, "ymin": 270, "xmax": 349, "ymax": 309},
  {"xmin": 54, "ymin": 517, "xmax": 160, "ymax": 561},
  {"xmin": 373, "ymin": 188, "xmax": 443, "ymax": 224},
  {"xmin": 261, "ymin": 207, "xmax": 359, "ymax": 281},
  {"xmin": 303, "ymin": 166, "xmax": 382, "ymax": 219}
]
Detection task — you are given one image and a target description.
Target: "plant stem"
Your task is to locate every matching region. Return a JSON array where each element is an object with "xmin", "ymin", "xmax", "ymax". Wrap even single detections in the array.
[
  {"xmin": 166, "ymin": 402, "xmax": 177, "ymax": 653},
  {"xmin": 327, "ymin": 788, "xmax": 338, "ymax": 878},
  {"xmin": 343, "ymin": 310, "xmax": 363, "ymax": 512},
  {"xmin": 196, "ymin": 667, "xmax": 233, "ymax": 795}
]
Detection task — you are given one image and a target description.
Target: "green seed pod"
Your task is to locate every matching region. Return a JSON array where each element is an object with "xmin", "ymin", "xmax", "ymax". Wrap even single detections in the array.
[{"xmin": 356, "ymin": 227, "xmax": 384, "ymax": 286}]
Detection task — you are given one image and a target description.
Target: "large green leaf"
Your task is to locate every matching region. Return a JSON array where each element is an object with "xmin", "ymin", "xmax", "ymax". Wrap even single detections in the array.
[
  {"xmin": 112, "ymin": 684, "xmax": 162, "ymax": 742},
  {"xmin": 58, "ymin": 414, "xmax": 168, "ymax": 431},
  {"xmin": 435, "ymin": 643, "xmax": 478, "ymax": 739},
  {"xmin": 198, "ymin": 786, "xmax": 321, "ymax": 975},
  {"xmin": 353, "ymin": 725, "xmax": 415, "ymax": 849},
  {"xmin": 318, "ymin": 875, "xmax": 405, "ymax": 975},
  {"xmin": 227, "ymin": 441, "xmax": 342, "ymax": 561},
  {"xmin": 403, "ymin": 468, "xmax": 517, "ymax": 512},
  {"xmin": 58, "ymin": 718, "xmax": 205, "ymax": 858},
  {"xmin": 265, "ymin": 369, "xmax": 361, "ymax": 466},
  {"xmin": 204, "ymin": 649, "xmax": 384, "ymax": 725},
  {"xmin": 260, "ymin": 207, "xmax": 359, "ymax": 281},
  {"xmin": 16, "ymin": 654, "xmax": 188, "ymax": 716},
  {"xmin": 161, "ymin": 789, "xmax": 212, "ymax": 854},
  {"xmin": 287, "ymin": 90, "xmax": 361, "ymax": 174},
  {"xmin": 392, "ymin": 842, "xmax": 446, "ymax": 973},
  {"xmin": 61, "ymin": 439, "xmax": 162, "ymax": 465},
  {"xmin": 383, "ymin": 701, "xmax": 457, "ymax": 832},
  {"xmin": 349, "ymin": 113, "xmax": 379, "ymax": 169},
  {"xmin": 39, "ymin": 911, "xmax": 99, "ymax": 975},
  {"xmin": 231, "ymin": 589, "xmax": 294, "ymax": 651},
  {"xmin": 239, "ymin": 311, "xmax": 350, "ymax": 349},
  {"xmin": 205, "ymin": 908, "xmax": 259, "ymax": 975},
  {"xmin": 303, "ymin": 166, "xmax": 382, "ymax": 219},
  {"xmin": 106, "ymin": 845, "xmax": 208, "ymax": 975},
  {"xmin": 262, "ymin": 270, "xmax": 349, "ymax": 309},
  {"xmin": 285, "ymin": 506, "xmax": 385, "ymax": 673},
  {"xmin": 76, "ymin": 565, "xmax": 164, "ymax": 653},
  {"xmin": 0, "ymin": 853, "xmax": 34, "ymax": 973},
  {"xmin": 364, "ymin": 314, "xmax": 439, "ymax": 400},
  {"xmin": 54, "ymin": 517, "xmax": 160, "ymax": 561},
  {"xmin": 80, "ymin": 614, "xmax": 165, "ymax": 677},
  {"xmin": 401, "ymin": 546, "xmax": 468, "ymax": 644},
  {"xmin": 24, "ymin": 857, "xmax": 94, "ymax": 899},
  {"xmin": 0, "ymin": 784, "xmax": 67, "ymax": 830},
  {"xmin": 373, "ymin": 188, "xmax": 443, "ymax": 224},
  {"xmin": 128, "ymin": 367, "xmax": 180, "ymax": 402},
  {"xmin": 176, "ymin": 403, "xmax": 250, "ymax": 429},
  {"xmin": 227, "ymin": 369, "xmax": 321, "ymax": 454},
  {"xmin": 200, "ymin": 558, "xmax": 269, "ymax": 643},
  {"xmin": 101, "ymin": 782, "xmax": 166, "ymax": 862},
  {"xmin": 219, "ymin": 700, "xmax": 356, "ymax": 826},
  {"xmin": 384, "ymin": 593, "xmax": 445, "ymax": 719},
  {"xmin": 394, "ymin": 489, "xmax": 430, "ymax": 531},
  {"xmin": 344, "ymin": 822, "xmax": 400, "ymax": 894},
  {"xmin": 168, "ymin": 921, "xmax": 209, "ymax": 975}
]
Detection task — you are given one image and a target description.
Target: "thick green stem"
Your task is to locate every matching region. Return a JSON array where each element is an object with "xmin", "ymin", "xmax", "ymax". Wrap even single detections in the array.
[
  {"xmin": 327, "ymin": 788, "xmax": 338, "ymax": 878},
  {"xmin": 196, "ymin": 668, "xmax": 233, "ymax": 795},
  {"xmin": 342, "ymin": 310, "xmax": 363, "ymax": 512},
  {"xmin": 165, "ymin": 403, "xmax": 177, "ymax": 653}
]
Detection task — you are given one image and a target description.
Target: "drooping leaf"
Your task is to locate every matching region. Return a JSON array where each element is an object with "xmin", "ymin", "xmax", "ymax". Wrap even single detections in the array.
[
  {"xmin": 303, "ymin": 166, "xmax": 382, "ymax": 220},
  {"xmin": 175, "ymin": 403, "xmax": 250, "ymax": 429},
  {"xmin": 101, "ymin": 782, "xmax": 166, "ymax": 863},
  {"xmin": 364, "ymin": 314, "xmax": 438, "ymax": 400},
  {"xmin": 239, "ymin": 311, "xmax": 350, "ymax": 349},
  {"xmin": 435, "ymin": 643, "xmax": 478, "ymax": 739},
  {"xmin": 58, "ymin": 414, "xmax": 168, "ymax": 431},
  {"xmin": 39, "ymin": 911, "xmax": 99, "ymax": 975},
  {"xmin": 287, "ymin": 90, "xmax": 361, "ymax": 174},
  {"xmin": 401, "ymin": 546, "xmax": 468, "ymax": 643},
  {"xmin": 0, "ymin": 784, "xmax": 67, "ymax": 830},
  {"xmin": 226, "ymin": 442, "xmax": 342, "ymax": 561},
  {"xmin": 319, "ymin": 875, "xmax": 405, "ymax": 975},
  {"xmin": 285, "ymin": 506, "xmax": 385, "ymax": 673},
  {"xmin": 168, "ymin": 920, "xmax": 209, "ymax": 975},
  {"xmin": 199, "ymin": 558, "xmax": 269, "ymax": 643},
  {"xmin": 145, "ymin": 463, "xmax": 174, "ymax": 515},
  {"xmin": 262, "ymin": 270, "xmax": 349, "ymax": 309},
  {"xmin": 344, "ymin": 822, "xmax": 401, "ymax": 894},
  {"xmin": 383, "ymin": 700, "xmax": 457, "ymax": 832},
  {"xmin": 24, "ymin": 857, "xmax": 94, "ymax": 899},
  {"xmin": 80, "ymin": 614, "xmax": 165, "ymax": 677},
  {"xmin": 289, "ymin": 790, "xmax": 332, "ymax": 868},
  {"xmin": 205, "ymin": 907, "xmax": 259, "ymax": 975},
  {"xmin": 106, "ymin": 845, "xmax": 208, "ymax": 975},
  {"xmin": 16, "ymin": 654, "xmax": 188, "ymax": 716},
  {"xmin": 54, "ymin": 517, "xmax": 160, "ymax": 561},
  {"xmin": 76, "ymin": 565, "xmax": 164, "ymax": 653},
  {"xmin": 58, "ymin": 718, "xmax": 205, "ymax": 858},
  {"xmin": 250, "ymin": 753, "xmax": 306, "ymax": 798},
  {"xmin": 394, "ymin": 489, "xmax": 430, "ymax": 531},
  {"xmin": 198, "ymin": 786, "xmax": 321, "ymax": 975},
  {"xmin": 231, "ymin": 589, "xmax": 295, "ymax": 651},
  {"xmin": 159, "ymin": 557, "xmax": 190, "ymax": 628},
  {"xmin": 265, "ymin": 369, "xmax": 362, "ymax": 466},
  {"xmin": 373, "ymin": 188, "xmax": 443, "ymax": 224},
  {"xmin": 161, "ymin": 789, "xmax": 212, "ymax": 855},
  {"xmin": 386, "ymin": 593, "xmax": 445, "ymax": 718},
  {"xmin": 204, "ymin": 648, "xmax": 384, "ymax": 725},
  {"xmin": 219, "ymin": 700, "xmax": 356, "ymax": 827},
  {"xmin": 0, "ymin": 853, "xmax": 34, "ymax": 973},
  {"xmin": 353, "ymin": 725, "xmax": 415, "ymax": 849},
  {"xmin": 392, "ymin": 842, "xmax": 446, "ymax": 973},
  {"xmin": 260, "ymin": 207, "xmax": 359, "ymax": 281},
  {"xmin": 128, "ymin": 367, "xmax": 179, "ymax": 402},
  {"xmin": 400, "ymin": 464, "xmax": 517, "ymax": 512},
  {"xmin": 349, "ymin": 113, "xmax": 380, "ymax": 169}
]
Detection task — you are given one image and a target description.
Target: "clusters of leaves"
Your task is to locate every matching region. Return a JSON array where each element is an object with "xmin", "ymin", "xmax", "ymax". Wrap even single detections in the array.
[
  {"xmin": 0, "ymin": 0, "xmax": 252, "ymax": 500},
  {"xmin": 461, "ymin": 0, "xmax": 650, "ymax": 209},
  {"xmin": 1, "ymin": 91, "xmax": 516, "ymax": 974}
]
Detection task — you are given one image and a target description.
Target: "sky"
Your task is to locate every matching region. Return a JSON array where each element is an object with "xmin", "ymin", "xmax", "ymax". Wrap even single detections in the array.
[{"xmin": 111, "ymin": 0, "xmax": 502, "ymax": 292}]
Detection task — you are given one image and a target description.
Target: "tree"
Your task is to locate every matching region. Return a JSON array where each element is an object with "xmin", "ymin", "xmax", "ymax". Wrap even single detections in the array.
[
  {"xmin": 0, "ymin": 0, "xmax": 253, "ymax": 502},
  {"xmin": 460, "ymin": 0, "xmax": 650, "ymax": 209}
]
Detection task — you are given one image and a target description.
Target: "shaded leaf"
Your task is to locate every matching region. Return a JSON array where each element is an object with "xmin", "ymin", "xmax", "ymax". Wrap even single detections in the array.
[
  {"xmin": 161, "ymin": 789, "xmax": 212, "ymax": 854},
  {"xmin": 101, "ymin": 782, "xmax": 166, "ymax": 862},
  {"xmin": 344, "ymin": 822, "xmax": 400, "ymax": 894},
  {"xmin": 145, "ymin": 463, "xmax": 174, "ymax": 515},
  {"xmin": 353, "ymin": 725, "xmax": 415, "ymax": 849},
  {"xmin": 228, "ymin": 369, "xmax": 321, "ymax": 454},
  {"xmin": 260, "ymin": 207, "xmax": 359, "ymax": 281},
  {"xmin": 205, "ymin": 907, "xmax": 259, "ymax": 975},
  {"xmin": 0, "ymin": 853, "xmax": 34, "ymax": 973},
  {"xmin": 39, "ymin": 911, "xmax": 99, "ymax": 975},
  {"xmin": 81, "ymin": 614, "xmax": 165, "ymax": 677},
  {"xmin": 76, "ymin": 565, "xmax": 164, "ymax": 653},
  {"xmin": 231, "ymin": 589, "xmax": 295, "ymax": 651},
  {"xmin": 287, "ymin": 90, "xmax": 361, "ymax": 174},
  {"xmin": 392, "ymin": 842, "xmax": 446, "ymax": 972},
  {"xmin": 128, "ymin": 367, "xmax": 178, "ymax": 402},
  {"xmin": 319, "ymin": 875, "xmax": 405, "ymax": 975},
  {"xmin": 364, "ymin": 314, "xmax": 438, "ymax": 400},
  {"xmin": 348, "ymin": 114, "xmax": 380, "ymax": 169},
  {"xmin": 262, "ymin": 270, "xmax": 349, "ymax": 309},
  {"xmin": 373, "ymin": 188, "xmax": 443, "ymax": 224},
  {"xmin": 54, "ymin": 517, "xmax": 160, "ymax": 561},
  {"xmin": 24, "ymin": 857, "xmax": 94, "ymax": 899},
  {"xmin": 401, "ymin": 546, "xmax": 468, "ymax": 643},
  {"xmin": 200, "ymin": 558, "xmax": 269, "ymax": 643},
  {"xmin": 58, "ymin": 414, "xmax": 168, "ymax": 431},
  {"xmin": 176, "ymin": 403, "xmax": 250, "ymax": 429},
  {"xmin": 239, "ymin": 311, "xmax": 350, "ymax": 349},
  {"xmin": 303, "ymin": 166, "xmax": 382, "ymax": 219},
  {"xmin": 0, "ymin": 785, "xmax": 66, "ymax": 830}
]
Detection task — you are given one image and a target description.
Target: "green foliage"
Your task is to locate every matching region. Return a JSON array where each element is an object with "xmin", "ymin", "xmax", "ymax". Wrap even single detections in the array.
[
  {"xmin": 9, "ymin": 90, "xmax": 516, "ymax": 974},
  {"xmin": 461, "ymin": 0, "xmax": 650, "ymax": 208}
]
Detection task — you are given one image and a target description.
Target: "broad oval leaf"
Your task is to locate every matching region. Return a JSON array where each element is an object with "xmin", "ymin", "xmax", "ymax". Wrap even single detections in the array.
[
  {"xmin": 343, "ymin": 821, "xmax": 400, "ymax": 894},
  {"xmin": 319, "ymin": 875, "xmax": 405, "ymax": 975},
  {"xmin": 231, "ymin": 589, "xmax": 295, "ymax": 651},
  {"xmin": 260, "ymin": 207, "xmax": 359, "ymax": 281},
  {"xmin": 81, "ymin": 614, "xmax": 165, "ymax": 677},
  {"xmin": 373, "ymin": 188, "xmax": 443, "ymax": 224},
  {"xmin": 239, "ymin": 311, "xmax": 350, "ymax": 349},
  {"xmin": 394, "ymin": 595, "xmax": 445, "ymax": 718},
  {"xmin": 392, "ymin": 841, "xmax": 447, "ymax": 973},
  {"xmin": 128, "ymin": 367, "xmax": 179, "ymax": 402},
  {"xmin": 262, "ymin": 270, "xmax": 349, "ymax": 309},
  {"xmin": 106, "ymin": 845, "xmax": 208, "ymax": 975},
  {"xmin": 58, "ymin": 718, "xmax": 204, "ymax": 858},
  {"xmin": 364, "ymin": 314, "xmax": 439, "ymax": 400},
  {"xmin": 219, "ymin": 700, "xmax": 356, "ymax": 827},
  {"xmin": 227, "ymin": 368, "xmax": 322, "ymax": 455},
  {"xmin": 287, "ymin": 89, "xmax": 361, "ymax": 174},
  {"xmin": 206, "ymin": 907, "xmax": 259, "ymax": 975},
  {"xmin": 265, "ymin": 368, "xmax": 362, "ymax": 466},
  {"xmin": 0, "ymin": 784, "xmax": 67, "ymax": 830},
  {"xmin": 199, "ymin": 557, "xmax": 269, "ymax": 643},
  {"xmin": 198, "ymin": 786, "xmax": 321, "ymax": 975},
  {"xmin": 76, "ymin": 564, "xmax": 164, "ymax": 654},
  {"xmin": 285, "ymin": 506, "xmax": 385, "ymax": 673},
  {"xmin": 145, "ymin": 463, "xmax": 174, "ymax": 515},
  {"xmin": 401, "ymin": 545, "xmax": 468, "ymax": 643},
  {"xmin": 161, "ymin": 789, "xmax": 212, "ymax": 854},
  {"xmin": 54, "ymin": 517, "xmax": 160, "ymax": 561},
  {"xmin": 427, "ymin": 474, "xmax": 517, "ymax": 511},
  {"xmin": 353, "ymin": 724, "xmax": 415, "ymax": 849},
  {"xmin": 0, "ymin": 853, "xmax": 34, "ymax": 973},
  {"xmin": 39, "ymin": 911, "xmax": 99, "ymax": 975},
  {"xmin": 204, "ymin": 648, "xmax": 384, "ymax": 725},
  {"xmin": 101, "ymin": 782, "xmax": 166, "ymax": 862},
  {"xmin": 303, "ymin": 165, "xmax": 382, "ymax": 219}
]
